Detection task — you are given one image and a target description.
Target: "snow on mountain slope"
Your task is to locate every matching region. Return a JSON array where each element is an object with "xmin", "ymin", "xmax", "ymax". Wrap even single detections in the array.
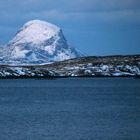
[
  {"xmin": 0, "ymin": 20, "xmax": 83, "ymax": 65},
  {"xmin": 10, "ymin": 20, "xmax": 60, "ymax": 45}
]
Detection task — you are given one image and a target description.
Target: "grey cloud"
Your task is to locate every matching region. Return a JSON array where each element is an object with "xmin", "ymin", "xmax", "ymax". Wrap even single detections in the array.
[
  {"xmin": 0, "ymin": 0, "xmax": 139, "ymax": 30},
  {"xmin": 1, "ymin": 0, "xmax": 139, "ymax": 13}
]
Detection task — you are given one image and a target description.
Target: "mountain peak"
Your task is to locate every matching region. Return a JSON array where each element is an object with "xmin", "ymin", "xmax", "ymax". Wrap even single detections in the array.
[
  {"xmin": 23, "ymin": 19, "xmax": 60, "ymax": 32},
  {"xmin": 9, "ymin": 19, "xmax": 60, "ymax": 45}
]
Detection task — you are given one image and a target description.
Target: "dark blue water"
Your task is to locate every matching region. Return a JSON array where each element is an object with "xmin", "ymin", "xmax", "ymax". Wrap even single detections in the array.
[{"xmin": 0, "ymin": 78, "xmax": 139, "ymax": 140}]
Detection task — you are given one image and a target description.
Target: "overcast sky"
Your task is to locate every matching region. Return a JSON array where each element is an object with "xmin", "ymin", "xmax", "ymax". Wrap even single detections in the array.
[{"xmin": 0, "ymin": 0, "xmax": 140, "ymax": 56}]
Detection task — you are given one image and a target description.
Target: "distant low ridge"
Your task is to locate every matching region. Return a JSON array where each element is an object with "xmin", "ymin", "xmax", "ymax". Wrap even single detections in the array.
[
  {"xmin": 0, "ymin": 20, "xmax": 83, "ymax": 65},
  {"xmin": 0, "ymin": 55, "xmax": 139, "ymax": 78}
]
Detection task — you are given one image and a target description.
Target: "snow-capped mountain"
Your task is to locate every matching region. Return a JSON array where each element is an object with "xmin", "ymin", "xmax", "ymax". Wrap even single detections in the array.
[{"xmin": 0, "ymin": 20, "xmax": 83, "ymax": 65}]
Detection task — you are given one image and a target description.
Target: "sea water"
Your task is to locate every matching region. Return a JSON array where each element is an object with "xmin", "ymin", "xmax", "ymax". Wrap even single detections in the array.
[{"xmin": 0, "ymin": 78, "xmax": 139, "ymax": 140}]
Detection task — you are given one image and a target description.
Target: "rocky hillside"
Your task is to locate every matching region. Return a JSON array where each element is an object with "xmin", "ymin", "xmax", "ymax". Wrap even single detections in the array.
[{"xmin": 0, "ymin": 55, "xmax": 140, "ymax": 78}]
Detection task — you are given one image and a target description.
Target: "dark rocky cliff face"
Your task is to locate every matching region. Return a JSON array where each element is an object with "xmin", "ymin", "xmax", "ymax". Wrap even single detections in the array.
[{"xmin": 0, "ymin": 55, "xmax": 139, "ymax": 78}]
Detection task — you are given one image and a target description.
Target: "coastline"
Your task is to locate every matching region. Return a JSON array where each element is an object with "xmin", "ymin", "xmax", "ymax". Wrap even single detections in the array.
[{"xmin": 0, "ymin": 75, "xmax": 139, "ymax": 79}]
